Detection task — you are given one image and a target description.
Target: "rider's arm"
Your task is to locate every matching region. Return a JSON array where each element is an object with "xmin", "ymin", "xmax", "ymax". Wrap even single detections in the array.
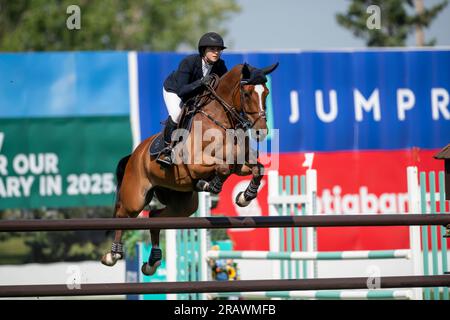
[
  {"xmin": 178, "ymin": 79, "xmax": 203, "ymax": 98},
  {"xmin": 176, "ymin": 57, "xmax": 203, "ymax": 98},
  {"xmin": 217, "ymin": 59, "xmax": 228, "ymax": 76}
]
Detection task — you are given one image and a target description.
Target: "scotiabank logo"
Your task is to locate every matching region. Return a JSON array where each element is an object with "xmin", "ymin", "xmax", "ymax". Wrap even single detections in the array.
[{"xmin": 317, "ymin": 185, "xmax": 409, "ymax": 214}]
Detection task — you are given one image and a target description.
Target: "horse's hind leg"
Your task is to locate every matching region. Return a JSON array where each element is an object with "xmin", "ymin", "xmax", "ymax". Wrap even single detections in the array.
[
  {"xmin": 141, "ymin": 191, "xmax": 198, "ymax": 276},
  {"xmin": 101, "ymin": 184, "xmax": 151, "ymax": 267},
  {"xmin": 101, "ymin": 204, "xmax": 130, "ymax": 266}
]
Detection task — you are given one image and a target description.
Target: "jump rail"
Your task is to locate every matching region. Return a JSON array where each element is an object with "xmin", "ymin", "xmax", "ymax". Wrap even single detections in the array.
[
  {"xmin": 1, "ymin": 214, "xmax": 450, "ymax": 231},
  {"xmin": 1, "ymin": 275, "xmax": 449, "ymax": 297},
  {"xmin": 206, "ymin": 249, "xmax": 412, "ymax": 260}
]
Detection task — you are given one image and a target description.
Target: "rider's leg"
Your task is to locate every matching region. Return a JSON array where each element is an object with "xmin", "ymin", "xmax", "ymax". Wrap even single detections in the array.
[
  {"xmin": 157, "ymin": 89, "xmax": 182, "ymax": 167},
  {"xmin": 163, "ymin": 88, "xmax": 182, "ymax": 125},
  {"xmin": 157, "ymin": 116, "xmax": 178, "ymax": 167}
]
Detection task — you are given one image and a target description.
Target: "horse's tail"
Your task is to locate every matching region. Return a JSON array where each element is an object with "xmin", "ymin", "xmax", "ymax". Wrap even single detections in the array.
[
  {"xmin": 106, "ymin": 154, "xmax": 131, "ymax": 236},
  {"xmin": 113, "ymin": 154, "xmax": 132, "ymax": 216}
]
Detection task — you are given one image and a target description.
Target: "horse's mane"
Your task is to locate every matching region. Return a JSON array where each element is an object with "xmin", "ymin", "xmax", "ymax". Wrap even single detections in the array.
[
  {"xmin": 220, "ymin": 64, "xmax": 244, "ymax": 81},
  {"xmin": 220, "ymin": 63, "xmax": 270, "ymax": 87},
  {"xmin": 216, "ymin": 64, "xmax": 244, "ymax": 93}
]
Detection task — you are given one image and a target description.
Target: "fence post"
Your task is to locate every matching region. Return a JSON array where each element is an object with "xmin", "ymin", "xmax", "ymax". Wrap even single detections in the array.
[
  {"xmin": 306, "ymin": 169, "xmax": 318, "ymax": 279},
  {"xmin": 407, "ymin": 166, "xmax": 424, "ymax": 300},
  {"xmin": 198, "ymin": 192, "xmax": 210, "ymax": 300},
  {"xmin": 438, "ymin": 171, "xmax": 449, "ymax": 299},
  {"xmin": 165, "ymin": 229, "xmax": 177, "ymax": 300},
  {"xmin": 268, "ymin": 170, "xmax": 281, "ymax": 280}
]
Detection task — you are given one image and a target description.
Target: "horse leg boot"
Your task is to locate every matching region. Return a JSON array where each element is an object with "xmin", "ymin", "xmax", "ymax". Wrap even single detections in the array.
[
  {"xmin": 141, "ymin": 228, "xmax": 163, "ymax": 276},
  {"xmin": 101, "ymin": 229, "xmax": 124, "ymax": 266},
  {"xmin": 101, "ymin": 204, "xmax": 131, "ymax": 266},
  {"xmin": 236, "ymin": 164, "xmax": 264, "ymax": 207},
  {"xmin": 156, "ymin": 116, "xmax": 178, "ymax": 168},
  {"xmin": 195, "ymin": 175, "xmax": 225, "ymax": 194},
  {"xmin": 195, "ymin": 165, "xmax": 230, "ymax": 194}
]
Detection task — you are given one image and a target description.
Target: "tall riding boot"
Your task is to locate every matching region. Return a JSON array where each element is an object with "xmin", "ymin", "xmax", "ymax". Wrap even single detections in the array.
[{"xmin": 156, "ymin": 116, "xmax": 178, "ymax": 168}]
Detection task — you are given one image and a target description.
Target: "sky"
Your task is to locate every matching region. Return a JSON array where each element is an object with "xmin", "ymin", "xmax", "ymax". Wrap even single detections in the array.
[{"xmin": 223, "ymin": 0, "xmax": 450, "ymax": 51}]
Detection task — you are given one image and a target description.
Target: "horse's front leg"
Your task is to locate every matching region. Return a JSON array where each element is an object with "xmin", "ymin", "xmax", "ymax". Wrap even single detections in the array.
[
  {"xmin": 195, "ymin": 164, "xmax": 231, "ymax": 194},
  {"xmin": 235, "ymin": 162, "xmax": 264, "ymax": 207}
]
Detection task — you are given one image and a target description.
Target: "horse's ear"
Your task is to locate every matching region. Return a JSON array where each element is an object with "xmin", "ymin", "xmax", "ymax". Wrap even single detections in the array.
[
  {"xmin": 241, "ymin": 63, "xmax": 251, "ymax": 80},
  {"xmin": 261, "ymin": 62, "xmax": 279, "ymax": 75}
]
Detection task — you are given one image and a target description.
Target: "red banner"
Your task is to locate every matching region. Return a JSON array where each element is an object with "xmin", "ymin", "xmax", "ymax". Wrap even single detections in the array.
[{"xmin": 212, "ymin": 148, "xmax": 447, "ymax": 251}]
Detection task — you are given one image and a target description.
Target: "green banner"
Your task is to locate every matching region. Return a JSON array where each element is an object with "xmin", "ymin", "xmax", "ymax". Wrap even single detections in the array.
[{"xmin": 0, "ymin": 116, "xmax": 132, "ymax": 209}]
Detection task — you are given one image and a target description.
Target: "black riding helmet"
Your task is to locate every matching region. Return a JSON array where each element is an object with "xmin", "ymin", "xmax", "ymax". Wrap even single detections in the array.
[{"xmin": 198, "ymin": 32, "xmax": 227, "ymax": 56}]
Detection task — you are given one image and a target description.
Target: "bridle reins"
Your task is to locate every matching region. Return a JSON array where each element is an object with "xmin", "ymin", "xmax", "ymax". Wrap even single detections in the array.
[{"xmin": 197, "ymin": 74, "xmax": 267, "ymax": 132}]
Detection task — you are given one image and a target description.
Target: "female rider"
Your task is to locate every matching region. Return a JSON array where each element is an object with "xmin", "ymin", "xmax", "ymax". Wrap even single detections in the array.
[{"xmin": 157, "ymin": 32, "xmax": 228, "ymax": 168}]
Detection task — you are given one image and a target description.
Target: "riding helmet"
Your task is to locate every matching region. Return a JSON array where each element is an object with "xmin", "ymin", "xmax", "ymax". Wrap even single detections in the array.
[{"xmin": 198, "ymin": 32, "xmax": 227, "ymax": 55}]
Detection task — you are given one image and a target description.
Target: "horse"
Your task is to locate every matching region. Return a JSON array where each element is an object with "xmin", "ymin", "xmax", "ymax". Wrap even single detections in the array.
[{"xmin": 101, "ymin": 62, "xmax": 279, "ymax": 275}]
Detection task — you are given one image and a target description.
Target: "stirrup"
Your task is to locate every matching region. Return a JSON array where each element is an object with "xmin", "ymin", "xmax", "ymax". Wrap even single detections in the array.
[
  {"xmin": 156, "ymin": 147, "xmax": 173, "ymax": 167},
  {"xmin": 157, "ymin": 156, "xmax": 173, "ymax": 168}
]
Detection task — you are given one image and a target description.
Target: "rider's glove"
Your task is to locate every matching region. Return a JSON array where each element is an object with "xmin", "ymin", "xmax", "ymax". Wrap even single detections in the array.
[{"xmin": 201, "ymin": 74, "xmax": 212, "ymax": 86}]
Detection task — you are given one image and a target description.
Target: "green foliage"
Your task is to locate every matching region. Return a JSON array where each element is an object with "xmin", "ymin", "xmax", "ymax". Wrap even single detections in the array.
[
  {"xmin": 210, "ymin": 228, "xmax": 229, "ymax": 241},
  {"xmin": 0, "ymin": 236, "xmax": 30, "ymax": 264},
  {"xmin": 0, "ymin": 0, "xmax": 240, "ymax": 51},
  {"xmin": 23, "ymin": 229, "xmax": 110, "ymax": 262},
  {"xmin": 121, "ymin": 230, "xmax": 151, "ymax": 259},
  {"xmin": 0, "ymin": 206, "xmax": 114, "ymax": 264},
  {"xmin": 336, "ymin": 0, "xmax": 448, "ymax": 46}
]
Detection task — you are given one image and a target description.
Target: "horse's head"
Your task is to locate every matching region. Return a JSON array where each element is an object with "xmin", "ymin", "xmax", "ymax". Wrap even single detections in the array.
[{"xmin": 236, "ymin": 62, "xmax": 279, "ymax": 140}]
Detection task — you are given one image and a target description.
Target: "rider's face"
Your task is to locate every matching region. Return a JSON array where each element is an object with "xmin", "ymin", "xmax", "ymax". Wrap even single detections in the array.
[{"xmin": 204, "ymin": 46, "xmax": 223, "ymax": 63}]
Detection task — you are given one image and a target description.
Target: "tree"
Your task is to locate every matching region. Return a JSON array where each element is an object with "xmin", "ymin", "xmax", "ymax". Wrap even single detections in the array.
[
  {"xmin": 0, "ymin": 0, "xmax": 240, "ymax": 51},
  {"xmin": 336, "ymin": 0, "xmax": 448, "ymax": 46},
  {"xmin": 0, "ymin": 207, "xmax": 116, "ymax": 263}
]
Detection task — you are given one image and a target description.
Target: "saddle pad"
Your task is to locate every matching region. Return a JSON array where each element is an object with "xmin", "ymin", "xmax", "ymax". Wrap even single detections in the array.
[
  {"xmin": 149, "ymin": 133, "xmax": 165, "ymax": 156},
  {"xmin": 149, "ymin": 106, "xmax": 199, "ymax": 157}
]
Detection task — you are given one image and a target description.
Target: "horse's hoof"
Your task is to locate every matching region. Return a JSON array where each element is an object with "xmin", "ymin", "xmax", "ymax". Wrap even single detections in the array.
[
  {"xmin": 141, "ymin": 260, "xmax": 161, "ymax": 276},
  {"xmin": 101, "ymin": 252, "xmax": 117, "ymax": 266},
  {"xmin": 235, "ymin": 191, "xmax": 252, "ymax": 207},
  {"xmin": 101, "ymin": 252, "xmax": 122, "ymax": 267}
]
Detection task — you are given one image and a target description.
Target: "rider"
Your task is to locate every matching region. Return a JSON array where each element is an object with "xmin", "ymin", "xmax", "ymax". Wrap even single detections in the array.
[{"xmin": 157, "ymin": 32, "xmax": 228, "ymax": 168}]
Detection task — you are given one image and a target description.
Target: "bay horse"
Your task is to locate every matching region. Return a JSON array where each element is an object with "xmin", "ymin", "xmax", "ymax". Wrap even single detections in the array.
[{"xmin": 101, "ymin": 62, "xmax": 279, "ymax": 275}]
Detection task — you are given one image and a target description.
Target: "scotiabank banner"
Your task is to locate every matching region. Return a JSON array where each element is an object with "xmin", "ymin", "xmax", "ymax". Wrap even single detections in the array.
[
  {"xmin": 213, "ymin": 150, "xmax": 446, "ymax": 251},
  {"xmin": 137, "ymin": 49, "xmax": 449, "ymax": 251}
]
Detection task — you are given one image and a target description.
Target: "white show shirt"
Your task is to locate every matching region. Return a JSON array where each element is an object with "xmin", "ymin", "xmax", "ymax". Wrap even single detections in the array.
[{"xmin": 202, "ymin": 59, "xmax": 213, "ymax": 77}]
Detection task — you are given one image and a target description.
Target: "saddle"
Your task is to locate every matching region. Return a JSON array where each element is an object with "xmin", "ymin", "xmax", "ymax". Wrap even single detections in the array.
[{"xmin": 149, "ymin": 100, "xmax": 199, "ymax": 157}]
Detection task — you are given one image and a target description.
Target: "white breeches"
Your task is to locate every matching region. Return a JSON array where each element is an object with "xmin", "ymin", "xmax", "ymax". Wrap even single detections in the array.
[{"xmin": 163, "ymin": 88, "xmax": 182, "ymax": 124}]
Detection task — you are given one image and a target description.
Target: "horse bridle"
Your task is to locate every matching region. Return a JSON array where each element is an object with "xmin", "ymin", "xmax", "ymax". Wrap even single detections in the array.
[
  {"xmin": 239, "ymin": 82, "xmax": 267, "ymax": 130},
  {"xmin": 199, "ymin": 75, "xmax": 267, "ymax": 132}
]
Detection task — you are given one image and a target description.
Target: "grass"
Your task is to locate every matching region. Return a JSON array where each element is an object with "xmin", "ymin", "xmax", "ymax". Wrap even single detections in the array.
[{"xmin": 0, "ymin": 236, "xmax": 30, "ymax": 264}]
